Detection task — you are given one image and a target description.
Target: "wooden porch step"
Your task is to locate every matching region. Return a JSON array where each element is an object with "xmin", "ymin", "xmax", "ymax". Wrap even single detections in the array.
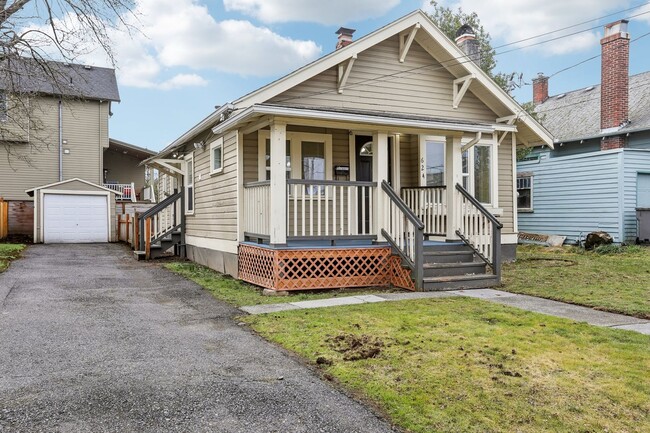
[
  {"xmin": 422, "ymin": 274, "xmax": 499, "ymax": 291},
  {"xmin": 422, "ymin": 261, "xmax": 487, "ymax": 278},
  {"xmin": 423, "ymin": 250, "xmax": 475, "ymax": 264},
  {"xmin": 422, "ymin": 243, "xmax": 473, "ymax": 253}
]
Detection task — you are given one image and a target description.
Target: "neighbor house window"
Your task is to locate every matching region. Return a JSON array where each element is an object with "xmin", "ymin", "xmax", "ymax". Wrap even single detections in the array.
[
  {"xmin": 517, "ymin": 174, "xmax": 533, "ymax": 211},
  {"xmin": 184, "ymin": 153, "xmax": 194, "ymax": 214},
  {"xmin": 210, "ymin": 137, "xmax": 224, "ymax": 174}
]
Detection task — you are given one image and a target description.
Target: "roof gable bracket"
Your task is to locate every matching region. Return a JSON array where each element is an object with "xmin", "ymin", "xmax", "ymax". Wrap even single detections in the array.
[
  {"xmin": 461, "ymin": 132, "xmax": 482, "ymax": 153},
  {"xmin": 337, "ymin": 54, "xmax": 357, "ymax": 94},
  {"xmin": 496, "ymin": 114, "xmax": 518, "ymax": 124},
  {"xmin": 153, "ymin": 159, "xmax": 184, "ymax": 176},
  {"xmin": 399, "ymin": 23, "xmax": 421, "ymax": 63},
  {"xmin": 497, "ymin": 131, "xmax": 509, "ymax": 146},
  {"xmin": 452, "ymin": 74, "xmax": 476, "ymax": 109}
]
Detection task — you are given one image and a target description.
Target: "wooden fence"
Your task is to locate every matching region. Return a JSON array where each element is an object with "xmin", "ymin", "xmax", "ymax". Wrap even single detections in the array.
[
  {"xmin": 0, "ymin": 198, "xmax": 8, "ymax": 240},
  {"xmin": 117, "ymin": 212, "xmax": 140, "ymax": 250}
]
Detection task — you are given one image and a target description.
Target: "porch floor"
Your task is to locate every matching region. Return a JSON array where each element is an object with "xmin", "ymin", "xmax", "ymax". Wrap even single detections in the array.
[{"xmin": 240, "ymin": 239, "xmax": 464, "ymax": 250}]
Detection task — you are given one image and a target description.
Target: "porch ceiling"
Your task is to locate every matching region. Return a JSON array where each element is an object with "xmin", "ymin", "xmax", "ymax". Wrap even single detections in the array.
[{"xmin": 212, "ymin": 103, "xmax": 516, "ymax": 136}]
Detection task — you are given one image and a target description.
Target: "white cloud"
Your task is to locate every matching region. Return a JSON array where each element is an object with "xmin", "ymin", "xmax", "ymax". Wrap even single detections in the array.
[
  {"xmin": 224, "ymin": 0, "xmax": 401, "ymax": 25},
  {"xmin": 423, "ymin": 0, "xmax": 638, "ymax": 55},
  {"xmin": 22, "ymin": 0, "xmax": 322, "ymax": 89}
]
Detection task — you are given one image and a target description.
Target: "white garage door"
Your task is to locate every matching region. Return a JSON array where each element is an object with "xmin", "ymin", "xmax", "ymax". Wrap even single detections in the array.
[{"xmin": 43, "ymin": 194, "xmax": 108, "ymax": 243}]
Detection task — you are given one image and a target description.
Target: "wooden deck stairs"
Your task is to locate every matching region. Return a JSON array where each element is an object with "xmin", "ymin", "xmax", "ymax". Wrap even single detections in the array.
[{"xmin": 420, "ymin": 243, "xmax": 498, "ymax": 290}]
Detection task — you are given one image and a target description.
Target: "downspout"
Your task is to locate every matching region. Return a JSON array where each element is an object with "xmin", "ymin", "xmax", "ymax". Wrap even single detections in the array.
[{"xmin": 58, "ymin": 99, "xmax": 63, "ymax": 181}]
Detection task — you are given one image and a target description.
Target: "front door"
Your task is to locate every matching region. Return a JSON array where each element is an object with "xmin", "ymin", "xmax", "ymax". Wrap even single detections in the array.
[{"xmin": 356, "ymin": 136, "xmax": 373, "ymax": 234}]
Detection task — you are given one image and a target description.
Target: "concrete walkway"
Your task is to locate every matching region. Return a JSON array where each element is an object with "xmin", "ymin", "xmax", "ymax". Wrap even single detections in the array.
[
  {"xmin": 0, "ymin": 244, "xmax": 397, "ymax": 433},
  {"xmin": 241, "ymin": 289, "xmax": 650, "ymax": 335}
]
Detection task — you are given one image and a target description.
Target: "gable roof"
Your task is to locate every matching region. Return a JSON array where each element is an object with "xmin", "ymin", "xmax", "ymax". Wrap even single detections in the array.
[
  {"xmin": 0, "ymin": 57, "xmax": 120, "ymax": 102},
  {"xmin": 25, "ymin": 177, "xmax": 121, "ymax": 196},
  {"xmin": 535, "ymin": 71, "xmax": 650, "ymax": 143},
  {"xmin": 159, "ymin": 9, "xmax": 552, "ymax": 157}
]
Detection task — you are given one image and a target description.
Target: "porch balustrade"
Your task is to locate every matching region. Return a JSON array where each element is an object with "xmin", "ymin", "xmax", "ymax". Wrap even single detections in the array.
[
  {"xmin": 401, "ymin": 186, "xmax": 447, "ymax": 236},
  {"xmin": 243, "ymin": 181, "xmax": 271, "ymax": 237},
  {"xmin": 104, "ymin": 182, "xmax": 136, "ymax": 202}
]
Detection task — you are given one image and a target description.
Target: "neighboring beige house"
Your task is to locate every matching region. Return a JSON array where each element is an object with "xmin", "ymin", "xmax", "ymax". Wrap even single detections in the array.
[
  {"xmin": 0, "ymin": 58, "xmax": 155, "ymax": 241},
  {"xmin": 144, "ymin": 10, "xmax": 553, "ymax": 291}
]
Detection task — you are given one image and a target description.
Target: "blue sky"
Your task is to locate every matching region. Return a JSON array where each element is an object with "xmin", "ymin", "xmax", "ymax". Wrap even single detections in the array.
[{"xmin": 66, "ymin": 0, "xmax": 650, "ymax": 151}]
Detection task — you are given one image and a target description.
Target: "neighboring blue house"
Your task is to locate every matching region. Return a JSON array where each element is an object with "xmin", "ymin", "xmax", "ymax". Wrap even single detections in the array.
[{"xmin": 517, "ymin": 20, "xmax": 650, "ymax": 244}]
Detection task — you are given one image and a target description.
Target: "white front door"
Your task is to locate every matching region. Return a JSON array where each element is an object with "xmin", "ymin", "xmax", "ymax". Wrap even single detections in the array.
[{"xmin": 43, "ymin": 194, "xmax": 108, "ymax": 243}]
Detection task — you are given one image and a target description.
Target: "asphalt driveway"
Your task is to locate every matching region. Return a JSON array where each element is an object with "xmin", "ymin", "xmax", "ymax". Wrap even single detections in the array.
[{"xmin": 0, "ymin": 244, "xmax": 396, "ymax": 433}]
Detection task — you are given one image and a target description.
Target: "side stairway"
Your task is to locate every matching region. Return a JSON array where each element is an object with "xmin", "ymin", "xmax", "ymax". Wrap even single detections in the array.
[
  {"xmin": 132, "ymin": 189, "xmax": 185, "ymax": 261},
  {"xmin": 134, "ymin": 229, "xmax": 182, "ymax": 260},
  {"xmin": 420, "ymin": 243, "xmax": 498, "ymax": 291}
]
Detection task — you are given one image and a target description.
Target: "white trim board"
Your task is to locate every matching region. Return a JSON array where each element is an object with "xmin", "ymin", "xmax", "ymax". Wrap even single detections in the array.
[{"xmin": 185, "ymin": 235, "xmax": 238, "ymax": 255}]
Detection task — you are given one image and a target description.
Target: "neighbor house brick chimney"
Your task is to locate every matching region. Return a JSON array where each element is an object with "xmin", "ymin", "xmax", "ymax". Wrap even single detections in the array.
[
  {"xmin": 455, "ymin": 24, "xmax": 480, "ymax": 64},
  {"xmin": 532, "ymin": 73, "xmax": 549, "ymax": 105},
  {"xmin": 600, "ymin": 19, "xmax": 630, "ymax": 151},
  {"xmin": 336, "ymin": 27, "xmax": 355, "ymax": 50}
]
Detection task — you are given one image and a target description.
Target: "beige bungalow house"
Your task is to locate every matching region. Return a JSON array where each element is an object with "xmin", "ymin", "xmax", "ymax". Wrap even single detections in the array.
[{"xmin": 143, "ymin": 10, "xmax": 553, "ymax": 291}]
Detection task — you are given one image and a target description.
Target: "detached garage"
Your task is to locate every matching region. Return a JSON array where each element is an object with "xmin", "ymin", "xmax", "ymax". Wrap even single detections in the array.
[{"xmin": 26, "ymin": 179, "xmax": 118, "ymax": 243}]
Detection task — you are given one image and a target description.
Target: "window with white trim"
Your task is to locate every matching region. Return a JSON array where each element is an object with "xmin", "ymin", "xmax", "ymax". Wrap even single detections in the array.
[
  {"xmin": 210, "ymin": 137, "xmax": 224, "ymax": 174},
  {"xmin": 184, "ymin": 153, "xmax": 194, "ymax": 214},
  {"xmin": 258, "ymin": 131, "xmax": 332, "ymax": 187},
  {"xmin": 517, "ymin": 174, "xmax": 533, "ymax": 211},
  {"xmin": 459, "ymin": 139, "xmax": 498, "ymax": 208}
]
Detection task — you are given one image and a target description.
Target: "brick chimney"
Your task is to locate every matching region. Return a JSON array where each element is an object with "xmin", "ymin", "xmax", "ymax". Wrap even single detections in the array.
[
  {"xmin": 600, "ymin": 20, "xmax": 630, "ymax": 150},
  {"xmin": 532, "ymin": 73, "xmax": 549, "ymax": 105},
  {"xmin": 336, "ymin": 27, "xmax": 355, "ymax": 50},
  {"xmin": 455, "ymin": 24, "xmax": 480, "ymax": 64}
]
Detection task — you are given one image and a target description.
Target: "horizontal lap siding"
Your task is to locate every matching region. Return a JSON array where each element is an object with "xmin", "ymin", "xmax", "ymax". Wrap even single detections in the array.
[
  {"xmin": 0, "ymin": 98, "xmax": 104, "ymax": 201},
  {"xmin": 243, "ymin": 132, "xmax": 258, "ymax": 183},
  {"xmin": 269, "ymin": 37, "xmax": 495, "ymax": 122},
  {"xmin": 498, "ymin": 136, "xmax": 514, "ymax": 233},
  {"xmin": 517, "ymin": 151, "xmax": 621, "ymax": 242},
  {"xmin": 186, "ymin": 131, "xmax": 238, "ymax": 241},
  {"xmin": 622, "ymin": 149, "xmax": 650, "ymax": 242}
]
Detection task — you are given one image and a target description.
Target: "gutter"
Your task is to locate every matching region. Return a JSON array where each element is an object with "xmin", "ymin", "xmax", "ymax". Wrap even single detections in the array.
[
  {"xmin": 554, "ymin": 125, "xmax": 648, "ymax": 145},
  {"xmin": 211, "ymin": 104, "xmax": 511, "ymax": 136}
]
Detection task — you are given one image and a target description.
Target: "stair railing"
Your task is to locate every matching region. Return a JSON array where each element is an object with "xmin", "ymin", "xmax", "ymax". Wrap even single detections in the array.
[
  {"xmin": 138, "ymin": 189, "xmax": 184, "ymax": 258},
  {"xmin": 380, "ymin": 181, "xmax": 425, "ymax": 290},
  {"xmin": 454, "ymin": 183, "xmax": 503, "ymax": 280}
]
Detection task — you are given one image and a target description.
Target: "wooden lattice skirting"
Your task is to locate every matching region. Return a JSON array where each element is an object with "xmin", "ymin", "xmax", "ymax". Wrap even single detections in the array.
[{"xmin": 238, "ymin": 244, "xmax": 415, "ymax": 291}]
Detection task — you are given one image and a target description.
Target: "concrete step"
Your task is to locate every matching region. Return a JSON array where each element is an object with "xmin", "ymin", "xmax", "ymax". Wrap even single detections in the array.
[
  {"xmin": 423, "ymin": 250, "xmax": 475, "ymax": 264},
  {"xmin": 423, "ymin": 274, "xmax": 499, "ymax": 291},
  {"xmin": 422, "ymin": 261, "xmax": 487, "ymax": 278},
  {"xmin": 422, "ymin": 243, "xmax": 473, "ymax": 253}
]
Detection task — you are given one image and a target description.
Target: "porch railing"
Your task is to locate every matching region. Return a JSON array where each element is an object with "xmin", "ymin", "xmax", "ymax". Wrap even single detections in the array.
[
  {"xmin": 138, "ymin": 189, "xmax": 183, "ymax": 258},
  {"xmin": 401, "ymin": 186, "xmax": 447, "ymax": 236},
  {"xmin": 381, "ymin": 181, "xmax": 424, "ymax": 289},
  {"xmin": 104, "ymin": 182, "xmax": 136, "ymax": 202},
  {"xmin": 454, "ymin": 183, "xmax": 503, "ymax": 279},
  {"xmin": 286, "ymin": 179, "xmax": 376, "ymax": 240},
  {"xmin": 243, "ymin": 181, "xmax": 271, "ymax": 238}
]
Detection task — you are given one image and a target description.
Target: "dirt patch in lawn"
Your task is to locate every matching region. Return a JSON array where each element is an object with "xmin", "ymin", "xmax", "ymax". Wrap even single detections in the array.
[
  {"xmin": 327, "ymin": 333, "xmax": 385, "ymax": 361},
  {"xmin": 520, "ymin": 258, "xmax": 577, "ymax": 268}
]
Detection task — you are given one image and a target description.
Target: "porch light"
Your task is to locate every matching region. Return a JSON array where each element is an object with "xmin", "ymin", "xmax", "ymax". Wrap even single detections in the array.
[{"xmin": 359, "ymin": 141, "xmax": 373, "ymax": 156}]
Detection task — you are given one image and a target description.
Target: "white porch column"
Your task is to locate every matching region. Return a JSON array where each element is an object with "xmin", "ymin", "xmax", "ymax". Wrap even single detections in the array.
[
  {"xmin": 373, "ymin": 131, "xmax": 389, "ymax": 241},
  {"xmin": 445, "ymin": 135, "xmax": 462, "ymax": 239},
  {"xmin": 269, "ymin": 121, "xmax": 287, "ymax": 245}
]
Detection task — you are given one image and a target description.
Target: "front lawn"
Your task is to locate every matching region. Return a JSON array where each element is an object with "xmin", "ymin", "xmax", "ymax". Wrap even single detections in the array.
[
  {"xmin": 0, "ymin": 243, "xmax": 25, "ymax": 272},
  {"xmin": 502, "ymin": 245, "xmax": 650, "ymax": 319},
  {"xmin": 165, "ymin": 262, "xmax": 403, "ymax": 307},
  {"xmin": 245, "ymin": 297, "xmax": 650, "ymax": 433}
]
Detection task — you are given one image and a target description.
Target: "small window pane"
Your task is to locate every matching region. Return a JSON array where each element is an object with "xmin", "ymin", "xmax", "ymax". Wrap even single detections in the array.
[
  {"xmin": 474, "ymin": 145, "xmax": 491, "ymax": 204},
  {"xmin": 187, "ymin": 186, "xmax": 193, "ymax": 211},
  {"xmin": 517, "ymin": 176, "xmax": 532, "ymax": 210},
  {"xmin": 302, "ymin": 141, "xmax": 325, "ymax": 180},
  {"xmin": 213, "ymin": 145, "xmax": 222, "ymax": 171},
  {"xmin": 187, "ymin": 160, "xmax": 193, "ymax": 184},
  {"xmin": 265, "ymin": 139, "xmax": 291, "ymax": 180},
  {"xmin": 425, "ymin": 140, "xmax": 444, "ymax": 186},
  {"xmin": 462, "ymin": 150, "xmax": 469, "ymax": 190}
]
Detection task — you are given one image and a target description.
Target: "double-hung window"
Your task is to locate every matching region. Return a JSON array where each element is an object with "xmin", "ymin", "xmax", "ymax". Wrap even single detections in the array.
[
  {"xmin": 460, "ymin": 139, "xmax": 498, "ymax": 208},
  {"xmin": 517, "ymin": 174, "xmax": 533, "ymax": 211}
]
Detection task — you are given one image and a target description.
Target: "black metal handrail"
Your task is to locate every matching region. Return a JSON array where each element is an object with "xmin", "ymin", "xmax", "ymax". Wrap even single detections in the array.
[{"xmin": 381, "ymin": 181, "xmax": 424, "ymax": 290}]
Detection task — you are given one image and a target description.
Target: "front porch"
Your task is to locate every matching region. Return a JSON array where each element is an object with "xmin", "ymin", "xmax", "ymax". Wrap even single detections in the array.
[{"xmin": 235, "ymin": 114, "xmax": 507, "ymax": 291}]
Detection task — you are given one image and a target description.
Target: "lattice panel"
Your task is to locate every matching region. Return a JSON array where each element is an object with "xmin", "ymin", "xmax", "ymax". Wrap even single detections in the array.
[
  {"xmin": 389, "ymin": 256, "xmax": 416, "ymax": 291},
  {"xmin": 274, "ymin": 247, "xmax": 392, "ymax": 291},
  {"xmin": 238, "ymin": 244, "xmax": 276, "ymax": 289}
]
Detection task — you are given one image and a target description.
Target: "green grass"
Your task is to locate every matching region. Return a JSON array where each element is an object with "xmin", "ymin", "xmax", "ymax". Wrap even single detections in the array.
[
  {"xmin": 165, "ymin": 262, "xmax": 403, "ymax": 307},
  {"xmin": 0, "ymin": 243, "xmax": 25, "ymax": 272},
  {"xmin": 503, "ymin": 245, "xmax": 650, "ymax": 319},
  {"xmin": 245, "ymin": 297, "xmax": 650, "ymax": 433}
]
